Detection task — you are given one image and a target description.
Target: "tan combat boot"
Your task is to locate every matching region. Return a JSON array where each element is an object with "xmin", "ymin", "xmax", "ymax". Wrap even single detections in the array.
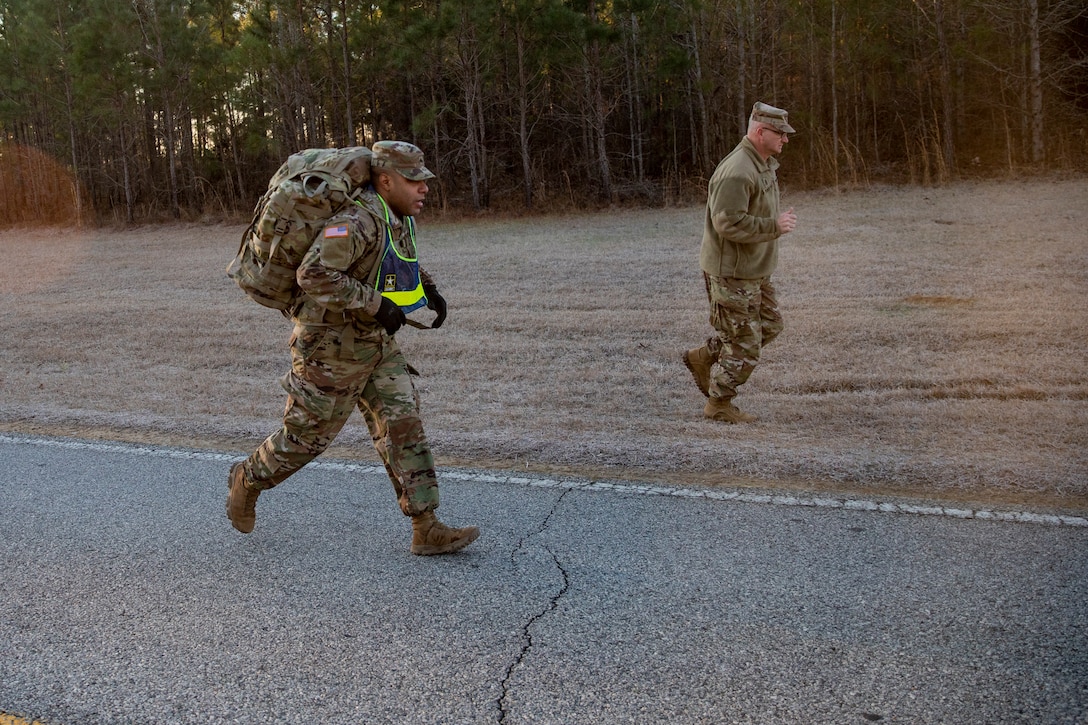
[
  {"xmin": 704, "ymin": 397, "xmax": 757, "ymax": 424},
  {"xmin": 410, "ymin": 511, "xmax": 480, "ymax": 556},
  {"xmin": 682, "ymin": 346, "xmax": 714, "ymax": 397},
  {"xmin": 226, "ymin": 462, "xmax": 261, "ymax": 534}
]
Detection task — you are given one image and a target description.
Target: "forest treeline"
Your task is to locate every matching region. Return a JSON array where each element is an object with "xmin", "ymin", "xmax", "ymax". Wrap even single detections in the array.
[{"xmin": 0, "ymin": 0, "xmax": 1085, "ymax": 226}]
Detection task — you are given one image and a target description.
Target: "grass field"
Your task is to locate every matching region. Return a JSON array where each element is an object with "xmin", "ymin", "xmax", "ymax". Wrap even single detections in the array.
[{"xmin": 2, "ymin": 176, "xmax": 1085, "ymax": 512}]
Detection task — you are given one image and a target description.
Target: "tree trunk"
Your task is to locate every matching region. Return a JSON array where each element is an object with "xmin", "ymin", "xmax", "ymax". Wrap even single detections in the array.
[
  {"xmin": 736, "ymin": 0, "xmax": 747, "ymax": 136},
  {"xmin": 934, "ymin": 0, "xmax": 956, "ymax": 175},
  {"xmin": 624, "ymin": 12, "xmax": 646, "ymax": 183},
  {"xmin": 458, "ymin": 9, "xmax": 487, "ymax": 210},
  {"xmin": 133, "ymin": 0, "xmax": 181, "ymax": 218},
  {"xmin": 585, "ymin": 0, "xmax": 612, "ymax": 202},
  {"xmin": 514, "ymin": 19, "xmax": 533, "ymax": 208},
  {"xmin": 689, "ymin": 14, "xmax": 711, "ymax": 171},
  {"xmin": 1027, "ymin": 0, "xmax": 1044, "ymax": 164},
  {"xmin": 120, "ymin": 119, "xmax": 134, "ymax": 224},
  {"xmin": 831, "ymin": 0, "xmax": 840, "ymax": 187},
  {"xmin": 338, "ymin": 0, "xmax": 355, "ymax": 145}
]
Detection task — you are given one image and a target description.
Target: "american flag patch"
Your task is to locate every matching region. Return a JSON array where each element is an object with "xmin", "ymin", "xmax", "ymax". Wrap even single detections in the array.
[{"xmin": 324, "ymin": 225, "xmax": 349, "ymax": 238}]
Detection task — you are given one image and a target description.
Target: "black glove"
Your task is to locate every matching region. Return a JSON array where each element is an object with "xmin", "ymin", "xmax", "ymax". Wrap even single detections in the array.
[
  {"xmin": 373, "ymin": 297, "xmax": 406, "ymax": 335},
  {"xmin": 424, "ymin": 285, "xmax": 447, "ymax": 329}
]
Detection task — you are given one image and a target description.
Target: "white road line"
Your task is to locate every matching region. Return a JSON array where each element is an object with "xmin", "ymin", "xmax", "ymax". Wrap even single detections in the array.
[{"xmin": 3, "ymin": 433, "xmax": 1085, "ymax": 528}]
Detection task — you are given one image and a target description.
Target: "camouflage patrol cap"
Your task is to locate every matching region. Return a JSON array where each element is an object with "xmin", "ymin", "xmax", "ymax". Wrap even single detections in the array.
[
  {"xmin": 370, "ymin": 140, "xmax": 436, "ymax": 181},
  {"xmin": 750, "ymin": 102, "xmax": 796, "ymax": 133}
]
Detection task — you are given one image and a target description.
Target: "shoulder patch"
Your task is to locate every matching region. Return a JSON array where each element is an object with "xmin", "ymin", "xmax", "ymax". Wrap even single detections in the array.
[{"xmin": 324, "ymin": 224, "xmax": 349, "ymax": 239}]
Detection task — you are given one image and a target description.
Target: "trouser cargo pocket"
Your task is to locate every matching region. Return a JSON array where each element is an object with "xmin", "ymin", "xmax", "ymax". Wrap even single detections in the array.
[{"xmin": 279, "ymin": 371, "xmax": 337, "ymax": 422}]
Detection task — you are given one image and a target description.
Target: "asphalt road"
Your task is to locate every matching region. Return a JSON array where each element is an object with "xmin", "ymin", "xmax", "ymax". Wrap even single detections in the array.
[{"xmin": 1, "ymin": 434, "xmax": 1086, "ymax": 725}]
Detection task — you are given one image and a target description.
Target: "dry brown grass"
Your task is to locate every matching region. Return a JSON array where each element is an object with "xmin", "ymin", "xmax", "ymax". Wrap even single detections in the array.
[{"xmin": 2, "ymin": 177, "xmax": 1085, "ymax": 510}]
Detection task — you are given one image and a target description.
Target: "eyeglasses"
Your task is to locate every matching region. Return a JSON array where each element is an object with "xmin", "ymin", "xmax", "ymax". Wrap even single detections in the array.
[{"xmin": 762, "ymin": 127, "xmax": 788, "ymax": 138}]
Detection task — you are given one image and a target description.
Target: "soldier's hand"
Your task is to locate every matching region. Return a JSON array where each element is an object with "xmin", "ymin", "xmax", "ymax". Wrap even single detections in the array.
[
  {"xmin": 777, "ymin": 207, "xmax": 797, "ymax": 234},
  {"xmin": 424, "ymin": 285, "xmax": 447, "ymax": 329},
  {"xmin": 374, "ymin": 297, "xmax": 406, "ymax": 335}
]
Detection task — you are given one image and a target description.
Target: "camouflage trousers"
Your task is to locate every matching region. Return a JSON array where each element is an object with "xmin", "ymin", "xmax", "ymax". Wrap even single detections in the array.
[
  {"xmin": 243, "ymin": 322, "xmax": 439, "ymax": 517},
  {"xmin": 702, "ymin": 273, "xmax": 783, "ymax": 400}
]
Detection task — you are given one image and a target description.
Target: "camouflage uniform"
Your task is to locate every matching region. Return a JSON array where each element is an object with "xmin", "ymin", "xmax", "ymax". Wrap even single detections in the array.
[
  {"xmin": 687, "ymin": 102, "xmax": 795, "ymax": 416},
  {"xmin": 701, "ymin": 273, "xmax": 783, "ymax": 400},
  {"xmin": 241, "ymin": 145, "xmax": 441, "ymax": 517}
]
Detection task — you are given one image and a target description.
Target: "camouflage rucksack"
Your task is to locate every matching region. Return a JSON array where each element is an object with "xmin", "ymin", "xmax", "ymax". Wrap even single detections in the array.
[{"xmin": 227, "ymin": 146, "xmax": 373, "ymax": 311}]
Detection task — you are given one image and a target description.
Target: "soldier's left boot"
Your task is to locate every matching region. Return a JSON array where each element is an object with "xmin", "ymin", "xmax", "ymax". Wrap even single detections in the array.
[
  {"xmin": 410, "ymin": 511, "xmax": 480, "ymax": 556},
  {"xmin": 226, "ymin": 462, "xmax": 261, "ymax": 534},
  {"xmin": 682, "ymin": 345, "xmax": 714, "ymax": 397},
  {"xmin": 704, "ymin": 396, "xmax": 757, "ymax": 424}
]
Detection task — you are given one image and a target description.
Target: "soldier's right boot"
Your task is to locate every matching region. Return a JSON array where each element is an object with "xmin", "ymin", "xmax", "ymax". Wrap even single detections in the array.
[
  {"xmin": 410, "ymin": 511, "xmax": 480, "ymax": 556},
  {"xmin": 682, "ymin": 345, "xmax": 714, "ymax": 397},
  {"xmin": 226, "ymin": 462, "xmax": 261, "ymax": 534},
  {"xmin": 704, "ymin": 396, "xmax": 757, "ymax": 424}
]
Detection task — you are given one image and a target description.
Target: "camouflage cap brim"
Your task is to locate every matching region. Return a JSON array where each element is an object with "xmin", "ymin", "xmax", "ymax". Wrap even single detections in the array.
[{"xmin": 397, "ymin": 166, "xmax": 436, "ymax": 181}]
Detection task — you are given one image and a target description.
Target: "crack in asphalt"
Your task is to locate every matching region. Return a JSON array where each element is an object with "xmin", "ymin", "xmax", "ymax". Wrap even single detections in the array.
[{"xmin": 496, "ymin": 488, "xmax": 572, "ymax": 723}]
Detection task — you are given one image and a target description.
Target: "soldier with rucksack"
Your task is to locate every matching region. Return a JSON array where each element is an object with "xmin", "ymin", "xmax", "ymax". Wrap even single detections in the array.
[{"xmin": 225, "ymin": 141, "xmax": 479, "ymax": 556}]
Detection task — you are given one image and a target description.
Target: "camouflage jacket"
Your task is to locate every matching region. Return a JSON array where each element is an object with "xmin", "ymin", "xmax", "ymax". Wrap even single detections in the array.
[
  {"xmin": 699, "ymin": 136, "xmax": 782, "ymax": 280},
  {"xmin": 293, "ymin": 187, "xmax": 435, "ymax": 329}
]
